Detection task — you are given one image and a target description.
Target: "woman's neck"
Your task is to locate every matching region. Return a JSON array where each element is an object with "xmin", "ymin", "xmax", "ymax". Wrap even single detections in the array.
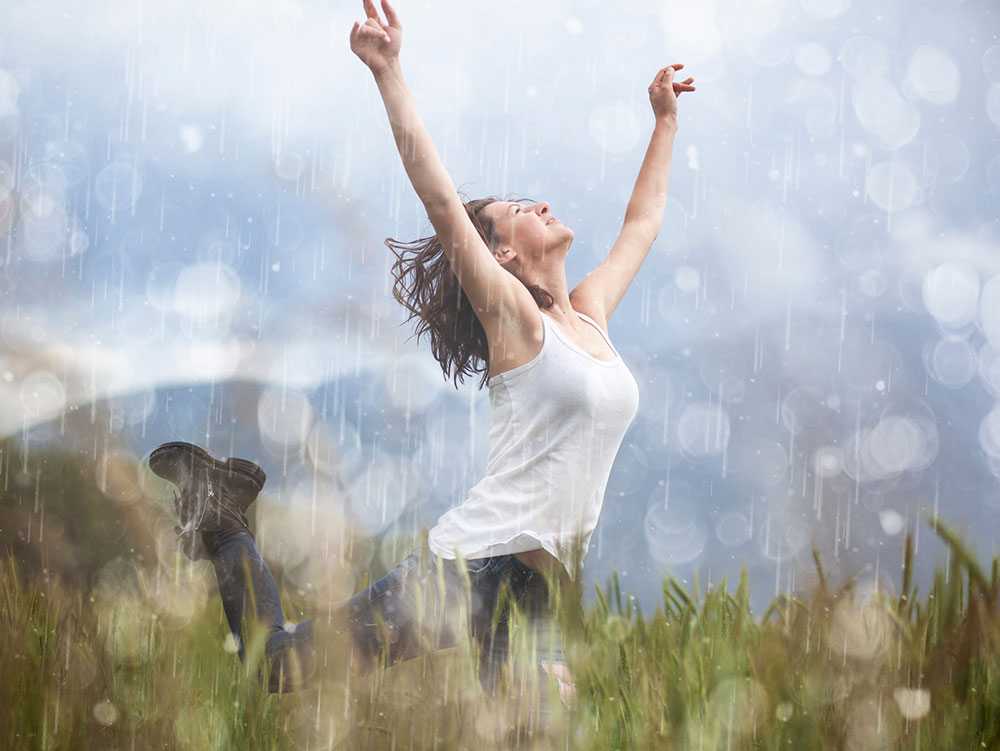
[{"xmin": 526, "ymin": 264, "xmax": 572, "ymax": 313}]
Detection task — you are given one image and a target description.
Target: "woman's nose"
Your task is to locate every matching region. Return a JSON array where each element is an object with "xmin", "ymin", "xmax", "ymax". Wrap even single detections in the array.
[{"xmin": 535, "ymin": 203, "xmax": 549, "ymax": 214}]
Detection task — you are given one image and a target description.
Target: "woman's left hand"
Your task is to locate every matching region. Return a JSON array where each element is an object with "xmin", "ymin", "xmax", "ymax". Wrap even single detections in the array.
[{"xmin": 648, "ymin": 64, "xmax": 695, "ymax": 124}]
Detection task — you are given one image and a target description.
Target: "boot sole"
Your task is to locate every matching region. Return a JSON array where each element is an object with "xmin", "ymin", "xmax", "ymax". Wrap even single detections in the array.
[{"xmin": 148, "ymin": 442, "xmax": 266, "ymax": 490}]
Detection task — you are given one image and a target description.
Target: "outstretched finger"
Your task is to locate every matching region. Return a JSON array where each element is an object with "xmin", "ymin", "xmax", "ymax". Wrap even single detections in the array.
[
  {"xmin": 357, "ymin": 22, "xmax": 390, "ymax": 43},
  {"xmin": 381, "ymin": 0, "xmax": 401, "ymax": 27},
  {"xmin": 363, "ymin": 0, "xmax": 381, "ymax": 22}
]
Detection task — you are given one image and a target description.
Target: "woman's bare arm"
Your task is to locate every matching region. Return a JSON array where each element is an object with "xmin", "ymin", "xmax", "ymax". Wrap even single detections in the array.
[
  {"xmin": 571, "ymin": 65, "xmax": 695, "ymax": 327},
  {"xmin": 350, "ymin": 0, "xmax": 528, "ymax": 321}
]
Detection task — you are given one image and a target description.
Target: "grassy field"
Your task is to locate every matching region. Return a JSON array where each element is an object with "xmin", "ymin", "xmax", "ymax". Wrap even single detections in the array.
[
  {"xmin": 4, "ymin": 438, "xmax": 1000, "ymax": 749},
  {"xmin": 5, "ymin": 519, "xmax": 1000, "ymax": 750}
]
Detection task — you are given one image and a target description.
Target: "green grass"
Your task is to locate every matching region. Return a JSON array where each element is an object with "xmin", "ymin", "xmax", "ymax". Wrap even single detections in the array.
[
  {"xmin": 4, "ymin": 439, "xmax": 1000, "ymax": 749},
  {"xmin": 5, "ymin": 519, "xmax": 1000, "ymax": 750}
]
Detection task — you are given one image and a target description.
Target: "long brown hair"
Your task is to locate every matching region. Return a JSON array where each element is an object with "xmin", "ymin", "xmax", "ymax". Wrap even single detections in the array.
[{"xmin": 387, "ymin": 197, "xmax": 554, "ymax": 389}]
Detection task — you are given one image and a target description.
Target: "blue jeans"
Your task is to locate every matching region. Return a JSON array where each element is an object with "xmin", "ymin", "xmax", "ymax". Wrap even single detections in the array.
[{"xmin": 208, "ymin": 529, "xmax": 553, "ymax": 693}]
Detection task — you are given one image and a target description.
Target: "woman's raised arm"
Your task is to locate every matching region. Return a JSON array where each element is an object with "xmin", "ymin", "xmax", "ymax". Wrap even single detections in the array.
[
  {"xmin": 350, "ymin": 0, "xmax": 453, "ymax": 209},
  {"xmin": 570, "ymin": 65, "xmax": 696, "ymax": 327},
  {"xmin": 350, "ymin": 0, "xmax": 527, "ymax": 321}
]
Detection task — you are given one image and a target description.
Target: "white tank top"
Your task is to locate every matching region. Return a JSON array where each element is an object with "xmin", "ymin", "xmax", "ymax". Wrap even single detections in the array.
[{"xmin": 427, "ymin": 309, "xmax": 639, "ymax": 576}]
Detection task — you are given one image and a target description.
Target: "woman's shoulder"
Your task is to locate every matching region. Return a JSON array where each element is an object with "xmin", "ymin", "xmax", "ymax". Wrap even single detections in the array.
[{"xmin": 567, "ymin": 297, "xmax": 610, "ymax": 334}]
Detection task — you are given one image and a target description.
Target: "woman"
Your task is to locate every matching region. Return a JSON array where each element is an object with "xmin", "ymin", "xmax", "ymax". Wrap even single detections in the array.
[{"xmin": 149, "ymin": 0, "xmax": 693, "ymax": 698}]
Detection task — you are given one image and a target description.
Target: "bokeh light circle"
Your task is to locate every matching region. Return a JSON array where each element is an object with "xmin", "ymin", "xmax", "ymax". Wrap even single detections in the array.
[
  {"xmin": 644, "ymin": 497, "xmax": 707, "ymax": 566},
  {"xmin": 801, "ymin": 0, "xmax": 850, "ymax": 19},
  {"xmin": 588, "ymin": 103, "xmax": 641, "ymax": 154},
  {"xmin": 979, "ymin": 404, "xmax": 1000, "ymax": 460},
  {"xmin": 19, "ymin": 370, "xmax": 66, "ymax": 419},
  {"xmin": 988, "ymin": 84, "xmax": 1000, "ymax": 128},
  {"xmin": 978, "ymin": 345, "xmax": 1000, "ymax": 397},
  {"xmin": 907, "ymin": 47, "xmax": 960, "ymax": 106},
  {"xmin": 257, "ymin": 388, "xmax": 313, "ymax": 449},
  {"xmin": 922, "ymin": 263, "xmax": 979, "ymax": 328},
  {"xmin": 866, "ymin": 161, "xmax": 919, "ymax": 213},
  {"xmin": 677, "ymin": 402, "xmax": 731, "ymax": 458},
  {"xmin": 929, "ymin": 134, "xmax": 970, "ymax": 184},
  {"xmin": 840, "ymin": 36, "xmax": 888, "ymax": 79},
  {"xmin": 94, "ymin": 159, "xmax": 144, "ymax": 212},
  {"xmin": 852, "ymin": 78, "xmax": 920, "ymax": 150},
  {"xmin": 715, "ymin": 512, "xmax": 751, "ymax": 547},
  {"xmin": 794, "ymin": 42, "xmax": 832, "ymax": 76},
  {"xmin": 758, "ymin": 515, "xmax": 811, "ymax": 562},
  {"xmin": 926, "ymin": 336, "xmax": 977, "ymax": 388},
  {"xmin": 173, "ymin": 262, "xmax": 241, "ymax": 320}
]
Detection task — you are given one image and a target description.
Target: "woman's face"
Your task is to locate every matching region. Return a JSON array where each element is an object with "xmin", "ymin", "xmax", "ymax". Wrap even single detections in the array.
[{"xmin": 481, "ymin": 201, "xmax": 574, "ymax": 266}]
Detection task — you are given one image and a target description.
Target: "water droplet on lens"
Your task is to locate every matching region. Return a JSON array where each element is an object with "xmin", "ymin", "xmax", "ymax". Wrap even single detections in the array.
[{"xmin": 92, "ymin": 700, "xmax": 118, "ymax": 726}]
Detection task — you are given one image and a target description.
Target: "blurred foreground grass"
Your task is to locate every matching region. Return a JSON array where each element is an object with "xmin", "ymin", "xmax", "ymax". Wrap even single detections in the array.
[
  {"xmin": 4, "ymin": 439, "xmax": 1000, "ymax": 749},
  {"xmin": 6, "ymin": 523, "xmax": 1000, "ymax": 750}
]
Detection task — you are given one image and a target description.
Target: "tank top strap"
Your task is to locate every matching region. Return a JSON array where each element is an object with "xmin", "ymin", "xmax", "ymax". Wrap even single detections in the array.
[{"xmin": 574, "ymin": 311, "xmax": 620, "ymax": 358}]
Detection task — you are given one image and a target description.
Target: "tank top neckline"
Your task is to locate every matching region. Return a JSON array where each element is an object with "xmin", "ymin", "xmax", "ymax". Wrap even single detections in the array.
[
  {"xmin": 539, "ymin": 309, "xmax": 621, "ymax": 366},
  {"xmin": 487, "ymin": 309, "xmax": 621, "ymax": 387}
]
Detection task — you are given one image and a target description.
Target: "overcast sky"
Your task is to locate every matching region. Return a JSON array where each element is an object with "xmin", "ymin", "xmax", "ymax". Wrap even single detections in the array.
[{"xmin": 2, "ymin": 0, "xmax": 999, "ymax": 608}]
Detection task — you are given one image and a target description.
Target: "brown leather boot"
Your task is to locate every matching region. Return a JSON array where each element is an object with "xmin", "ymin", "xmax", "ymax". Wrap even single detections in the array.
[{"xmin": 148, "ymin": 442, "xmax": 266, "ymax": 560}]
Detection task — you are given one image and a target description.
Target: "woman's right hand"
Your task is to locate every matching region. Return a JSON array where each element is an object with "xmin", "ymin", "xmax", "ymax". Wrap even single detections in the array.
[{"xmin": 350, "ymin": 0, "xmax": 402, "ymax": 75}]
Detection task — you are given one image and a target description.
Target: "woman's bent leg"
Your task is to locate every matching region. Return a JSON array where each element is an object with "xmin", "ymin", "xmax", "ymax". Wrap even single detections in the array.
[
  {"xmin": 466, "ymin": 555, "xmax": 551, "ymax": 695},
  {"xmin": 207, "ymin": 528, "xmax": 315, "ymax": 691},
  {"xmin": 342, "ymin": 549, "xmax": 555, "ymax": 695},
  {"xmin": 338, "ymin": 549, "xmax": 465, "ymax": 669}
]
